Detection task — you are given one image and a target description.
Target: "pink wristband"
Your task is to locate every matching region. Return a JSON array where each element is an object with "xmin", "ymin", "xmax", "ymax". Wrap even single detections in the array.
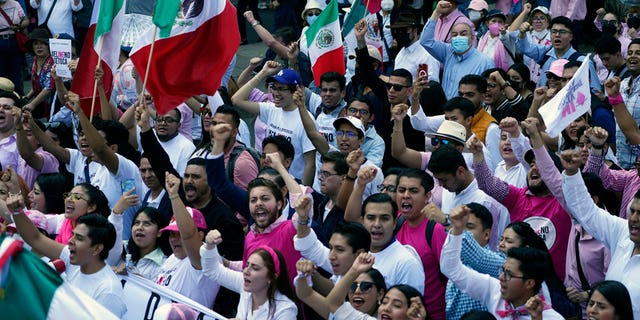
[{"xmin": 608, "ymin": 94, "xmax": 624, "ymax": 105}]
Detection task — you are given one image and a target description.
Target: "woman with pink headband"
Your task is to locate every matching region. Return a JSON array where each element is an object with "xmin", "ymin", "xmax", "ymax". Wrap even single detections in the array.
[{"xmin": 200, "ymin": 229, "xmax": 298, "ymax": 319}]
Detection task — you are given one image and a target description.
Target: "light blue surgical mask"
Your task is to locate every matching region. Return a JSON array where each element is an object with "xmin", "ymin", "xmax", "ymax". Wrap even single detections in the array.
[
  {"xmin": 451, "ymin": 36, "xmax": 469, "ymax": 54},
  {"xmin": 306, "ymin": 15, "xmax": 319, "ymax": 26}
]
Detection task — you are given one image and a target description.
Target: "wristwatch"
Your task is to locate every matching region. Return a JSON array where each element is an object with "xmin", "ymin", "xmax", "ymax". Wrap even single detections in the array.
[
  {"xmin": 442, "ymin": 214, "xmax": 451, "ymax": 227},
  {"xmin": 502, "ymin": 81, "xmax": 512, "ymax": 89}
]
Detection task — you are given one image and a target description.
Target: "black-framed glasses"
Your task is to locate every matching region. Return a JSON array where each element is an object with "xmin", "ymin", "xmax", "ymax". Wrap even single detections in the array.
[
  {"xmin": 550, "ymin": 29, "xmax": 571, "ymax": 35},
  {"xmin": 268, "ymin": 84, "xmax": 291, "ymax": 93},
  {"xmin": 431, "ymin": 137, "xmax": 453, "ymax": 146},
  {"xmin": 349, "ymin": 281, "xmax": 374, "ymax": 293},
  {"xmin": 547, "ymin": 74, "xmax": 562, "ymax": 81},
  {"xmin": 336, "ymin": 130, "xmax": 357, "ymax": 139},
  {"xmin": 154, "ymin": 116, "xmax": 178, "ymax": 124},
  {"xmin": 499, "ymin": 266, "xmax": 527, "ymax": 281},
  {"xmin": 317, "ymin": 170, "xmax": 342, "ymax": 179},
  {"xmin": 63, "ymin": 192, "xmax": 89, "ymax": 202},
  {"xmin": 385, "ymin": 83, "xmax": 409, "ymax": 91},
  {"xmin": 377, "ymin": 184, "xmax": 397, "ymax": 193},
  {"xmin": 306, "ymin": 12, "xmax": 320, "ymax": 17},
  {"xmin": 347, "ymin": 107, "xmax": 369, "ymax": 116}
]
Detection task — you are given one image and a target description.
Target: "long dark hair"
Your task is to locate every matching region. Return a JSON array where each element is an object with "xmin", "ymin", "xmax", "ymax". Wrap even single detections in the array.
[
  {"xmin": 251, "ymin": 248, "xmax": 297, "ymax": 319},
  {"xmin": 126, "ymin": 207, "xmax": 171, "ymax": 263},
  {"xmin": 588, "ymin": 281, "xmax": 633, "ymax": 320},
  {"xmin": 34, "ymin": 173, "xmax": 72, "ymax": 213},
  {"xmin": 77, "ymin": 183, "xmax": 110, "ymax": 217}
]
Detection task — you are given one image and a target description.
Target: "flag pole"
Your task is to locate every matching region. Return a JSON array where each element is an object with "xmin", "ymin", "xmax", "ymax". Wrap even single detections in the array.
[
  {"xmin": 363, "ymin": 0, "xmax": 370, "ymax": 19},
  {"xmin": 89, "ymin": 36, "xmax": 104, "ymax": 121},
  {"xmin": 140, "ymin": 26, "xmax": 158, "ymax": 109}
]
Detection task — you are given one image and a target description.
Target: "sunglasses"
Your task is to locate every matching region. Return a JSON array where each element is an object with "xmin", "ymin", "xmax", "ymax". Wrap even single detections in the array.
[
  {"xmin": 431, "ymin": 137, "xmax": 453, "ymax": 146},
  {"xmin": 385, "ymin": 83, "xmax": 409, "ymax": 91},
  {"xmin": 306, "ymin": 12, "xmax": 320, "ymax": 17},
  {"xmin": 377, "ymin": 184, "xmax": 397, "ymax": 192},
  {"xmin": 63, "ymin": 192, "xmax": 89, "ymax": 202},
  {"xmin": 350, "ymin": 281, "xmax": 374, "ymax": 293}
]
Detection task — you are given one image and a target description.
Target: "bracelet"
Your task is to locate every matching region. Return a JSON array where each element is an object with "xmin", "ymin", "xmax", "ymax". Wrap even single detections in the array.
[
  {"xmin": 607, "ymin": 94, "xmax": 624, "ymax": 105},
  {"xmin": 297, "ymin": 218, "xmax": 311, "ymax": 226},
  {"xmin": 442, "ymin": 214, "xmax": 451, "ymax": 227},
  {"xmin": 251, "ymin": 20, "xmax": 260, "ymax": 27},
  {"xmin": 345, "ymin": 175, "xmax": 356, "ymax": 181}
]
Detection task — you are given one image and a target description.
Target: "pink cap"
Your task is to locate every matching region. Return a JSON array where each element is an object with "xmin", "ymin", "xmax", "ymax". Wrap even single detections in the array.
[
  {"xmin": 468, "ymin": 0, "xmax": 488, "ymax": 11},
  {"xmin": 153, "ymin": 303, "xmax": 198, "ymax": 320},
  {"xmin": 546, "ymin": 59, "xmax": 569, "ymax": 77},
  {"xmin": 159, "ymin": 207, "xmax": 207, "ymax": 233}
]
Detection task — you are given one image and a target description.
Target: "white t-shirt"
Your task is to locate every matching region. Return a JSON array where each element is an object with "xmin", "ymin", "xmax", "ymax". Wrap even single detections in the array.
[
  {"xmin": 154, "ymin": 254, "xmax": 220, "ymax": 308},
  {"xmin": 372, "ymin": 240, "xmax": 425, "ymax": 292},
  {"xmin": 158, "ymin": 133, "xmax": 196, "ymax": 175},
  {"xmin": 66, "ymin": 149, "xmax": 145, "ymax": 208},
  {"xmin": 59, "ymin": 246, "xmax": 127, "ymax": 317},
  {"xmin": 259, "ymin": 102, "xmax": 316, "ymax": 178}
]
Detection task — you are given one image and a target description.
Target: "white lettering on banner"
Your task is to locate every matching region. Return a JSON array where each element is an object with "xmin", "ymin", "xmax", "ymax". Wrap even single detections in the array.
[
  {"xmin": 539, "ymin": 55, "xmax": 592, "ymax": 137},
  {"xmin": 523, "ymin": 216, "xmax": 556, "ymax": 249},
  {"xmin": 118, "ymin": 274, "xmax": 228, "ymax": 320}
]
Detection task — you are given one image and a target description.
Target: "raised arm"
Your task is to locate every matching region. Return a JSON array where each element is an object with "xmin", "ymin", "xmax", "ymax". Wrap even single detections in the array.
[
  {"xmin": 236, "ymin": 57, "xmax": 264, "ymax": 87},
  {"xmin": 295, "ymin": 86, "xmax": 329, "ymax": 155},
  {"xmin": 94, "ymin": 67, "xmax": 118, "ymax": 121},
  {"xmin": 15, "ymin": 111, "xmax": 46, "ymax": 170},
  {"xmin": 166, "ymin": 172, "xmax": 203, "ymax": 270},
  {"xmin": 3, "ymin": 195, "xmax": 64, "ymax": 260},
  {"xmin": 295, "ymin": 260, "xmax": 332, "ymax": 318},
  {"xmin": 66, "ymin": 91, "xmax": 120, "ymax": 174},
  {"xmin": 326, "ymin": 252, "xmax": 375, "ymax": 313},
  {"xmin": 336, "ymin": 149, "xmax": 364, "ymax": 210},
  {"xmin": 508, "ymin": 3, "xmax": 532, "ymax": 32},
  {"xmin": 391, "ymin": 104, "xmax": 423, "ymax": 168},
  {"xmin": 231, "ymin": 60, "xmax": 282, "ymax": 115},
  {"xmin": 243, "ymin": 11, "xmax": 290, "ymax": 58},
  {"xmin": 468, "ymin": 137, "xmax": 510, "ymax": 202},
  {"xmin": 21, "ymin": 109, "xmax": 70, "ymax": 164},
  {"xmin": 265, "ymin": 152, "xmax": 302, "ymax": 194},
  {"xmin": 605, "ymin": 77, "xmax": 640, "ymax": 144},
  {"xmin": 343, "ymin": 165, "xmax": 376, "ymax": 222},
  {"xmin": 200, "ymin": 230, "xmax": 243, "ymax": 293}
]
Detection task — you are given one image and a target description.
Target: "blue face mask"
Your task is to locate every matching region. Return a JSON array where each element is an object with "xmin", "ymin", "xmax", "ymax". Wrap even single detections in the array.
[
  {"xmin": 451, "ymin": 36, "xmax": 469, "ymax": 54},
  {"xmin": 306, "ymin": 15, "xmax": 319, "ymax": 26}
]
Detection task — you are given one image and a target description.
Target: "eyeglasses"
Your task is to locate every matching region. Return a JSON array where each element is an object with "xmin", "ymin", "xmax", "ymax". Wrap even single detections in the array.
[
  {"xmin": 306, "ymin": 12, "xmax": 320, "ymax": 17},
  {"xmin": 154, "ymin": 116, "xmax": 178, "ymax": 124},
  {"xmin": 431, "ymin": 137, "xmax": 454, "ymax": 146},
  {"xmin": 385, "ymin": 83, "xmax": 409, "ymax": 91},
  {"xmin": 317, "ymin": 170, "xmax": 342, "ymax": 179},
  {"xmin": 531, "ymin": 16, "xmax": 546, "ymax": 22},
  {"xmin": 268, "ymin": 84, "xmax": 291, "ymax": 93},
  {"xmin": 602, "ymin": 20, "xmax": 618, "ymax": 25},
  {"xmin": 347, "ymin": 107, "xmax": 369, "ymax": 116},
  {"xmin": 377, "ymin": 184, "xmax": 397, "ymax": 193},
  {"xmin": 63, "ymin": 192, "xmax": 89, "ymax": 202},
  {"xmin": 550, "ymin": 29, "xmax": 571, "ymax": 35},
  {"xmin": 499, "ymin": 266, "xmax": 527, "ymax": 281},
  {"xmin": 349, "ymin": 281, "xmax": 374, "ymax": 293},
  {"xmin": 336, "ymin": 130, "xmax": 358, "ymax": 139}
]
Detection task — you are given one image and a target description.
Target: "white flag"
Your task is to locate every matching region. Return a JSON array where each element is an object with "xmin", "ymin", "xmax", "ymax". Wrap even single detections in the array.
[{"xmin": 539, "ymin": 55, "xmax": 592, "ymax": 137}]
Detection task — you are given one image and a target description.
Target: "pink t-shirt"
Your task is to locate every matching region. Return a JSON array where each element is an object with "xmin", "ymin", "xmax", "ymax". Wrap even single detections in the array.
[
  {"xmin": 396, "ymin": 218, "xmax": 448, "ymax": 320},
  {"xmin": 244, "ymin": 219, "xmax": 301, "ymax": 283}
]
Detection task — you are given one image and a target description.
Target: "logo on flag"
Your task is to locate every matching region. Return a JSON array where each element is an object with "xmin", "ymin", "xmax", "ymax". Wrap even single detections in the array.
[
  {"xmin": 316, "ymin": 29, "xmax": 336, "ymax": 49},
  {"xmin": 539, "ymin": 55, "xmax": 592, "ymax": 137}
]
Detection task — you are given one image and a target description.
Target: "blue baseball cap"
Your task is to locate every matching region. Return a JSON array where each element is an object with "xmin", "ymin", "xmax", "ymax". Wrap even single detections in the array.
[{"xmin": 266, "ymin": 68, "xmax": 302, "ymax": 86}]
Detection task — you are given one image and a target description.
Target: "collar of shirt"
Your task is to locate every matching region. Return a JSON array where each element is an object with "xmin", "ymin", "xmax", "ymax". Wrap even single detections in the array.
[
  {"xmin": 141, "ymin": 247, "xmax": 166, "ymax": 266},
  {"xmin": 0, "ymin": 133, "xmax": 16, "ymax": 145},
  {"xmin": 455, "ymin": 47, "xmax": 476, "ymax": 62}
]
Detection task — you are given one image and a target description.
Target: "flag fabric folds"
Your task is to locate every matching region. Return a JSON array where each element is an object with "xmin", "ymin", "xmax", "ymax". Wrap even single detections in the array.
[
  {"xmin": 306, "ymin": 0, "xmax": 345, "ymax": 85},
  {"xmin": 70, "ymin": 0, "xmax": 124, "ymax": 116},
  {"xmin": 130, "ymin": 0, "xmax": 240, "ymax": 116},
  {"xmin": 0, "ymin": 236, "xmax": 118, "ymax": 319},
  {"xmin": 153, "ymin": 0, "xmax": 181, "ymax": 38},
  {"xmin": 539, "ymin": 55, "xmax": 592, "ymax": 137}
]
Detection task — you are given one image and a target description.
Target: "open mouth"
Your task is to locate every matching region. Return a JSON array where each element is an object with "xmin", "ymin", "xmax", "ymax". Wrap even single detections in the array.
[
  {"xmin": 351, "ymin": 297, "xmax": 365, "ymax": 308},
  {"xmin": 184, "ymin": 185, "xmax": 196, "ymax": 198},
  {"xmin": 400, "ymin": 202, "xmax": 412, "ymax": 213},
  {"xmin": 370, "ymin": 230, "xmax": 384, "ymax": 240}
]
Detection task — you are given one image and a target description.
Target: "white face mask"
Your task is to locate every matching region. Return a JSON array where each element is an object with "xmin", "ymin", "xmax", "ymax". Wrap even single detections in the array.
[
  {"xmin": 468, "ymin": 10, "xmax": 482, "ymax": 22},
  {"xmin": 381, "ymin": 0, "xmax": 394, "ymax": 11}
]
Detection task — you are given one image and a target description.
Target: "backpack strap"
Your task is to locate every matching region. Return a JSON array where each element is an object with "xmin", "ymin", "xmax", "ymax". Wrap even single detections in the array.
[
  {"xmin": 425, "ymin": 219, "xmax": 436, "ymax": 248},
  {"xmin": 226, "ymin": 143, "xmax": 261, "ymax": 181}
]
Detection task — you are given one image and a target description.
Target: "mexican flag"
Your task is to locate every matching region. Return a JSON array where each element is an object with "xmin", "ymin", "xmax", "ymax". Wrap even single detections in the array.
[
  {"xmin": 130, "ymin": 0, "xmax": 239, "ymax": 116},
  {"xmin": 342, "ymin": 0, "xmax": 383, "ymax": 68},
  {"xmin": 70, "ymin": 0, "xmax": 124, "ymax": 116},
  {"xmin": 306, "ymin": 0, "xmax": 345, "ymax": 85},
  {"xmin": 0, "ymin": 236, "xmax": 118, "ymax": 319}
]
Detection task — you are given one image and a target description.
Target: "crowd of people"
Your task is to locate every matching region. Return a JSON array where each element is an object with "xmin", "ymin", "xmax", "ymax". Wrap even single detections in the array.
[{"xmin": 1, "ymin": 0, "xmax": 640, "ymax": 319}]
